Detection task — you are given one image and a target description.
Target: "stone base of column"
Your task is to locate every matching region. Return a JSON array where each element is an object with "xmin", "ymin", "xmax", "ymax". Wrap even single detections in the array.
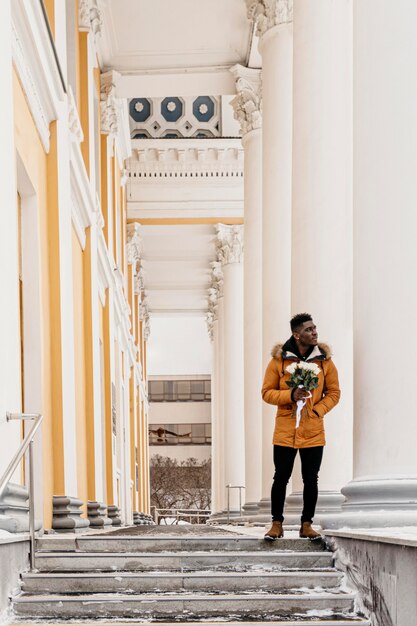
[
  {"xmin": 321, "ymin": 476, "xmax": 417, "ymax": 529},
  {"xmin": 107, "ymin": 504, "xmax": 122, "ymax": 526},
  {"xmin": 283, "ymin": 490, "xmax": 345, "ymax": 526},
  {"xmin": 257, "ymin": 497, "xmax": 271, "ymax": 513},
  {"xmin": 133, "ymin": 511, "xmax": 154, "ymax": 525},
  {"xmin": 52, "ymin": 496, "xmax": 90, "ymax": 533},
  {"xmin": 87, "ymin": 501, "xmax": 112, "ymax": 527},
  {"xmin": 242, "ymin": 501, "xmax": 260, "ymax": 514},
  {"xmin": 0, "ymin": 483, "xmax": 42, "ymax": 533}
]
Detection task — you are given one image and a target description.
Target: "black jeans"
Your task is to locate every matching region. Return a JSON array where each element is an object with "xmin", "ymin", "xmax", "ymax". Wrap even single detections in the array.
[{"xmin": 271, "ymin": 445, "xmax": 323, "ymax": 524}]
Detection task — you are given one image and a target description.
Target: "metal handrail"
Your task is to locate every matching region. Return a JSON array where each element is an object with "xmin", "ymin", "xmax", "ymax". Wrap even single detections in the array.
[
  {"xmin": 153, "ymin": 507, "xmax": 211, "ymax": 525},
  {"xmin": 226, "ymin": 484, "xmax": 245, "ymax": 523},
  {"xmin": 0, "ymin": 412, "xmax": 43, "ymax": 570}
]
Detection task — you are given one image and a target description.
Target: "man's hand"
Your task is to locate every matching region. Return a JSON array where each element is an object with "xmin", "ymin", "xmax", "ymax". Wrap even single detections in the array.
[{"xmin": 293, "ymin": 388, "xmax": 309, "ymax": 402}]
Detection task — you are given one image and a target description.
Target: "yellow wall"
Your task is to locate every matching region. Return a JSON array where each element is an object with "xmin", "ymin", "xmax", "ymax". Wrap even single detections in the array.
[
  {"xmin": 13, "ymin": 70, "xmax": 54, "ymax": 527},
  {"xmin": 72, "ymin": 229, "xmax": 88, "ymax": 515}
]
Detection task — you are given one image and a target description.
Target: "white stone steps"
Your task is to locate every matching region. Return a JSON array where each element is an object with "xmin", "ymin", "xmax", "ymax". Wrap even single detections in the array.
[
  {"xmin": 34, "ymin": 549, "xmax": 334, "ymax": 572},
  {"xmin": 21, "ymin": 569, "xmax": 343, "ymax": 594},
  {"xmin": 12, "ymin": 591, "xmax": 357, "ymax": 620},
  {"xmin": 36, "ymin": 535, "xmax": 325, "ymax": 553},
  {"xmin": 9, "ymin": 615, "xmax": 371, "ymax": 626}
]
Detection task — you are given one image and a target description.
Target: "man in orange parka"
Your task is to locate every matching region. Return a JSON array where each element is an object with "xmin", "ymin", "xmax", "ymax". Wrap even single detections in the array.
[{"xmin": 262, "ymin": 313, "xmax": 340, "ymax": 541}]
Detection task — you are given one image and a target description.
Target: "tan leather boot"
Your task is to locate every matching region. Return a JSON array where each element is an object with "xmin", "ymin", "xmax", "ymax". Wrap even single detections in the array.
[
  {"xmin": 299, "ymin": 521, "xmax": 321, "ymax": 540},
  {"xmin": 264, "ymin": 520, "xmax": 284, "ymax": 541}
]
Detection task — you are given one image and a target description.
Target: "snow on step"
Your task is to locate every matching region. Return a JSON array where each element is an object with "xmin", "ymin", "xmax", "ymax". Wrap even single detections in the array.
[
  {"xmin": 21, "ymin": 569, "xmax": 343, "ymax": 594},
  {"xmin": 12, "ymin": 590, "xmax": 356, "ymax": 619},
  {"xmin": 34, "ymin": 549, "xmax": 334, "ymax": 572},
  {"xmin": 35, "ymin": 535, "xmax": 325, "ymax": 553}
]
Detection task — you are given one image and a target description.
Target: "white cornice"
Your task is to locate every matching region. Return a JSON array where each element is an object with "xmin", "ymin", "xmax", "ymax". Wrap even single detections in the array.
[
  {"xmin": 11, "ymin": 0, "xmax": 65, "ymax": 152},
  {"xmin": 127, "ymin": 201, "xmax": 243, "ymax": 221},
  {"xmin": 103, "ymin": 67, "xmax": 237, "ymax": 99},
  {"xmin": 128, "ymin": 139, "xmax": 244, "ymax": 178}
]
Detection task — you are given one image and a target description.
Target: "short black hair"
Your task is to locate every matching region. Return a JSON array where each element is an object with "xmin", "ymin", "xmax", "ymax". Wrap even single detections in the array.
[{"xmin": 290, "ymin": 313, "xmax": 313, "ymax": 332}]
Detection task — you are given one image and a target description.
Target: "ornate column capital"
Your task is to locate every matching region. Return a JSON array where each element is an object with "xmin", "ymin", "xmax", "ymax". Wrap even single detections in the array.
[
  {"xmin": 126, "ymin": 222, "xmax": 142, "ymax": 266},
  {"xmin": 215, "ymin": 224, "xmax": 244, "ymax": 266},
  {"xmin": 79, "ymin": 0, "xmax": 103, "ymax": 37},
  {"xmin": 100, "ymin": 71, "xmax": 120, "ymax": 136},
  {"xmin": 246, "ymin": 0, "xmax": 293, "ymax": 37},
  {"xmin": 230, "ymin": 65, "xmax": 262, "ymax": 137}
]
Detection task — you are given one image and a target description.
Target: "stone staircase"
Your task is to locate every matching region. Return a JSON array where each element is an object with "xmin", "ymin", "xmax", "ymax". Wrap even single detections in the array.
[{"xmin": 12, "ymin": 528, "xmax": 370, "ymax": 624}]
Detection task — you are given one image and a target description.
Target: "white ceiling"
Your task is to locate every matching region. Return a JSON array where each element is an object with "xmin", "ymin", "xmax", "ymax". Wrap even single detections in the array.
[
  {"xmin": 98, "ymin": 1, "xmax": 252, "ymax": 319},
  {"xmin": 140, "ymin": 224, "xmax": 217, "ymax": 316},
  {"xmin": 99, "ymin": 0, "xmax": 253, "ymax": 72}
]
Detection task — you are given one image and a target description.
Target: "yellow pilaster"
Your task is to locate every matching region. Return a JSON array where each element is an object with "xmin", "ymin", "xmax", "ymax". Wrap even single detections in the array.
[
  {"xmin": 83, "ymin": 227, "xmax": 96, "ymax": 500},
  {"xmin": 129, "ymin": 373, "xmax": 136, "ymax": 512},
  {"xmin": 103, "ymin": 296, "xmax": 114, "ymax": 504},
  {"xmin": 136, "ymin": 394, "xmax": 143, "ymax": 511},
  {"xmin": 72, "ymin": 229, "xmax": 88, "ymax": 515}
]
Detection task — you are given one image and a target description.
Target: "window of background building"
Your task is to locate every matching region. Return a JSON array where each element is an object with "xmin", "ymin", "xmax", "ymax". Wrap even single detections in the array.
[{"xmin": 148, "ymin": 380, "xmax": 211, "ymax": 402}]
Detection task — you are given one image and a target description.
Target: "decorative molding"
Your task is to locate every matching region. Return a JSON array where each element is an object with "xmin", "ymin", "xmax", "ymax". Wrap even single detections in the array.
[
  {"xmin": 68, "ymin": 86, "xmax": 84, "ymax": 144},
  {"xmin": 246, "ymin": 0, "xmax": 293, "ymax": 37},
  {"xmin": 129, "ymin": 95, "xmax": 221, "ymax": 140},
  {"xmin": 128, "ymin": 139, "xmax": 244, "ymax": 181},
  {"xmin": 215, "ymin": 224, "xmax": 244, "ymax": 265},
  {"xmin": 11, "ymin": 0, "xmax": 65, "ymax": 152},
  {"xmin": 230, "ymin": 65, "xmax": 262, "ymax": 137}
]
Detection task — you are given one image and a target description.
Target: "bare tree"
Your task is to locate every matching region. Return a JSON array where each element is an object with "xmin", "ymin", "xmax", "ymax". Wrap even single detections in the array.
[{"xmin": 150, "ymin": 455, "xmax": 211, "ymax": 520}]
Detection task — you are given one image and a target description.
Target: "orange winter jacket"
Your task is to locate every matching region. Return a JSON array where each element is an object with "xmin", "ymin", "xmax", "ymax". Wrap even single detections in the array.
[{"xmin": 262, "ymin": 342, "xmax": 341, "ymax": 449}]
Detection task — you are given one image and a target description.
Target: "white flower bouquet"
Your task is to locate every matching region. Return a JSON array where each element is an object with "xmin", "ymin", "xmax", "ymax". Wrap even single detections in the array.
[{"xmin": 285, "ymin": 362, "xmax": 321, "ymax": 428}]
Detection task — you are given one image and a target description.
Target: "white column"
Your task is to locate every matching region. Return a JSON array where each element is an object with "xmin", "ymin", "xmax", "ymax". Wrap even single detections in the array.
[
  {"xmin": 216, "ymin": 289, "xmax": 226, "ymax": 512},
  {"xmin": 216, "ymin": 225, "xmax": 244, "ymax": 514},
  {"xmin": 0, "ymin": 0, "xmax": 21, "ymax": 477},
  {"xmin": 206, "ymin": 262, "xmax": 224, "ymax": 514},
  {"xmin": 290, "ymin": 0, "xmax": 353, "ymax": 521},
  {"xmin": 324, "ymin": 0, "xmax": 417, "ymax": 529},
  {"xmin": 247, "ymin": 0, "xmax": 293, "ymax": 513},
  {"xmin": 230, "ymin": 66, "xmax": 263, "ymax": 513}
]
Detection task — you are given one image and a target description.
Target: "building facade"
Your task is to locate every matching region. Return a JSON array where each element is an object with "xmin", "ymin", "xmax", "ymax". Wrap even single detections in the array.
[
  {"xmin": 0, "ymin": 0, "xmax": 150, "ymax": 533},
  {"xmin": 1, "ymin": 0, "xmax": 417, "ymax": 622}
]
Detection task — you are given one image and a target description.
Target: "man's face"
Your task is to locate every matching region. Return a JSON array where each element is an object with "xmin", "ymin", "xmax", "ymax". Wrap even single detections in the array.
[{"xmin": 294, "ymin": 320, "xmax": 318, "ymax": 346}]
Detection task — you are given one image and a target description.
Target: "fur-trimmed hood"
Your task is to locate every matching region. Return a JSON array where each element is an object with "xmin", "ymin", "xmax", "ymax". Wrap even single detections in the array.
[{"xmin": 271, "ymin": 341, "xmax": 333, "ymax": 361}]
